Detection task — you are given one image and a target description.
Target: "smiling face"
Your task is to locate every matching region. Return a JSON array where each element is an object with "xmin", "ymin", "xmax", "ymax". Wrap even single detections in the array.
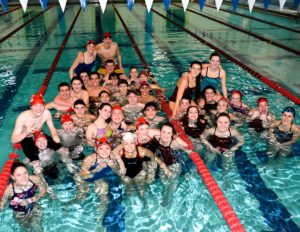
[
  {"xmin": 59, "ymin": 86, "xmax": 71, "ymax": 100},
  {"xmin": 281, "ymin": 112, "xmax": 294, "ymax": 125},
  {"xmin": 62, "ymin": 121, "xmax": 74, "ymax": 133},
  {"xmin": 100, "ymin": 92, "xmax": 110, "ymax": 103},
  {"xmin": 144, "ymin": 106, "xmax": 157, "ymax": 120},
  {"xmin": 123, "ymin": 140, "xmax": 136, "ymax": 153},
  {"xmin": 31, "ymin": 104, "xmax": 45, "ymax": 117},
  {"xmin": 189, "ymin": 63, "xmax": 201, "ymax": 77},
  {"xmin": 74, "ymin": 104, "xmax": 86, "ymax": 117},
  {"xmin": 231, "ymin": 93, "xmax": 241, "ymax": 105},
  {"xmin": 180, "ymin": 99, "xmax": 190, "ymax": 112},
  {"xmin": 105, "ymin": 62, "xmax": 115, "ymax": 74},
  {"xmin": 217, "ymin": 100, "xmax": 229, "ymax": 113},
  {"xmin": 90, "ymin": 74, "xmax": 100, "ymax": 87},
  {"xmin": 258, "ymin": 102, "xmax": 268, "ymax": 115},
  {"xmin": 98, "ymin": 105, "xmax": 112, "ymax": 120},
  {"xmin": 11, "ymin": 166, "xmax": 29, "ymax": 186},
  {"xmin": 71, "ymin": 80, "xmax": 83, "ymax": 92},
  {"xmin": 216, "ymin": 116, "xmax": 230, "ymax": 132},
  {"xmin": 187, "ymin": 107, "xmax": 199, "ymax": 121},
  {"xmin": 209, "ymin": 55, "xmax": 220, "ymax": 69},
  {"xmin": 111, "ymin": 109, "xmax": 124, "ymax": 124},
  {"xmin": 160, "ymin": 125, "xmax": 174, "ymax": 143},
  {"xmin": 140, "ymin": 85, "xmax": 150, "ymax": 96},
  {"xmin": 127, "ymin": 93, "xmax": 138, "ymax": 105},
  {"xmin": 129, "ymin": 68, "xmax": 138, "ymax": 79},
  {"xmin": 97, "ymin": 144, "xmax": 111, "ymax": 158},
  {"xmin": 35, "ymin": 137, "xmax": 48, "ymax": 150},
  {"xmin": 80, "ymin": 72, "xmax": 89, "ymax": 85},
  {"xmin": 205, "ymin": 88, "xmax": 215, "ymax": 102},
  {"xmin": 137, "ymin": 124, "xmax": 149, "ymax": 137}
]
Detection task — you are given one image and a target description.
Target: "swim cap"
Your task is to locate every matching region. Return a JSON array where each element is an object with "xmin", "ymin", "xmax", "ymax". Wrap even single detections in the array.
[
  {"xmin": 257, "ymin": 97, "xmax": 268, "ymax": 106},
  {"xmin": 218, "ymin": 97, "xmax": 229, "ymax": 104},
  {"xmin": 140, "ymin": 81, "xmax": 149, "ymax": 88},
  {"xmin": 34, "ymin": 132, "xmax": 47, "ymax": 143},
  {"xmin": 140, "ymin": 71, "xmax": 147, "ymax": 76},
  {"xmin": 87, "ymin": 40, "xmax": 96, "ymax": 45},
  {"xmin": 122, "ymin": 132, "xmax": 136, "ymax": 142},
  {"xmin": 112, "ymin": 105, "xmax": 124, "ymax": 112},
  {"xmin": 282, "ymin": 107, "xmax": 296, "ymax": 118},
  {"xmin": 231, "ymin": 90, "xmax": 242, "ymax": 97},
  {"xmin": 30, "ymin": 93, "xmax": 45, "ymax": 107},
  {"xmin": 103, "ymin": 32, "xmax": 112, "ymax": 38},
  {"xmin": 95, "ymin": 137, "xmax": 110, "ymax": 148},
  {"xmin": 136, "ymin": 117, "xmax": 148, "ymax": 129},
  {"xmin": 61, "ymin": 114, "xmax": 73, "ymax": 125}
]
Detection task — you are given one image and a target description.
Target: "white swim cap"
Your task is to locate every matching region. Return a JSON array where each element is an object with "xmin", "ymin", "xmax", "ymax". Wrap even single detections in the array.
[{"xmin": 122, "ymin": 132, "xmax": 136, "ymax": 142}]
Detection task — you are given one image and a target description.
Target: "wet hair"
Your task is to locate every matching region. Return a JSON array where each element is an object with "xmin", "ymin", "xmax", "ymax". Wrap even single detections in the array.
[
  {"xmin": 144, "ymin": 101, "xmax": 159, "ymax": 111},
  {"xmin": 109, "ymin": 72, "xmax": 119, "ymax": 80},
  {"xmin": 89, "ymin": 71, "xmax": 100, "ymax": 79},
  {"xmin": 181, "ymin": 106, "xmax": 206, "ymax": 129},
  {"xmin": 99, "ymin": 90, "xmax": 111, "ymax": 98},
  {"xmin": 98, "ymin": 103, "xmax": 112, "ymax": 111},
  {"xmin": 126, "ymin": 90, "xmax": 139, "ymax": 96},
  {"xmin": 181, "ymin": 97, "xmax": 191, "ymax": 103},
  {"xmin": 129, "ymin": 67, "xmax": 138, "ymax": 72},
  {"xmin": 58, "ymin": 82, "xmax": 70, "ymax": 91},
  {"xmin": 216, "ymin": 112, "xmax": 230, "ymax": 121},
  {"xmin": 74, "ymin": 99, "xmax": 86, "ymax": 108},
  {"xmin": 209, "ymin": 52, "xmax": 221, "ymax": 60},
  {"xmin": 79, "ymin": 71, "xmax": 90, "ymax": 77},
  {"xmin": 161, "ymin": 122, "xmax": 176, "ymax": 135},
  {"xmin": 203, "ymin": 85, "xmax": 217, "ymax": 95},
  {"xmin": 190, "ymin": 61, "xmax": 202, "ymax": 102},
  {"xmin": 11, "ymin": 161, "xmax": 27, "ymax": 175},
  {"xmin": 282, "ymin": 107, "xmax": 296, "ymax": 118},
  {"xmin": 118, "ymin": 79, "xmax": 129, "ymax": 86},
  {"xmin": 71, "ymin": 76, "xmax": 86, "ymax": 90},
  {"xmin": 105, "ymin": 59, "xmax": 115, "ymax": 66}
]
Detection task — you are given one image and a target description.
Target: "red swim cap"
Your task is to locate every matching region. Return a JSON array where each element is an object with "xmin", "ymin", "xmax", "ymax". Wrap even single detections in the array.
[
  {"xmin": 30, "ymin": 93, "xmax": 45, "ymax": 107},
  {"xmin": 103, "ymin": 32, "xmax": 111, "ymax": 38},
  {"xmin": 95, "ymin": 137, "xmax": 109, "ymax": 148},
  {"xmin": 112, "ymin": 105, "xmax": 123, "ymax": 112},
  {"xmin": 136, "ymin": 117, "xmax": 148, "ymax": 129},
  {"xmin": 34, "ymin": 132, "xmax": 47, "ymax": 143},
  {"xmin": 140, "ymin": 71, "xmax": 147, "ymax": 76},
  {"xmin": 218, "ymin": 97, "xmax": 229, "ymax": 104},
  {"xmin": 231, "ymin": 90, "xmax": 242, "ymax": 97},
  {"xmin": 257, "ymin": 97, "xmax": 268, "ymax": 105},
  {"xmin": 61, "ymin": 114, "xmax": 73, "ymax": 125}
]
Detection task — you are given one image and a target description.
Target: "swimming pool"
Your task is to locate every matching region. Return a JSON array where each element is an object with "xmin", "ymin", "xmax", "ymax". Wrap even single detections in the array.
[{"xmin": 0, "ymin": 3, "xmax": 300, "ymax": 231}]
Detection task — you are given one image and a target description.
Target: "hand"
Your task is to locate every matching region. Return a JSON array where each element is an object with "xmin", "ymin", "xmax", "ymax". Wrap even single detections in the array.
[
  {"xmin": 52, "ymin": 135, "xmax": 60, "ymax": 144},
  {"xmin": 166, "ymin": 170, "xmax": 173, "ymax": 178},
  {"xmin": 66, "ymin": 163, "xmax": 78, "ymax": 173},
  {"xmin": 119, "ymin": 167, "xmax": 126, "ymax": 176}
]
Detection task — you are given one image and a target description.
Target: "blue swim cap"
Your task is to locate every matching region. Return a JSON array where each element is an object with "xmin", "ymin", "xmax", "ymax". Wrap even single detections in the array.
[{"xmin": 282, "ymin": 107, "xmax": 296, "ymax": 118}]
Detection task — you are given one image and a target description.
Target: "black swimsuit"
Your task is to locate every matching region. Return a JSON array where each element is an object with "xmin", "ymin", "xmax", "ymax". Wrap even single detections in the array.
[
  {"xmin": 156, "ymin": 139, "xmax": 178, "ymax": 166},
  {"xmin": 121, "ymin": 147, "xmax": 144, "ymax": 178},
  {"xmin": 273, "ymin": 123, "xmax": 293, "ymax": 144},
  {"xmin": 169, "ymin": 76, "xmax": 195, "ymax": 102},
  {"xmin": 209, "ymin": 128, "xmax": 233, "ymax": 152}
]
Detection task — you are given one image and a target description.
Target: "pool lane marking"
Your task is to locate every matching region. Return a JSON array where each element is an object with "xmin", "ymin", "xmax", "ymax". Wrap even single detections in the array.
[
  {"xmin": 113, "ymin": 4, "xmax": 246, "ymax": 231},
  {"xmin": 0, "ymin": 5, "xmax": 54, "ymax": 44},
  {"xmin": 0, "ymin": 6, "xmax": 21, "ymax": 16},
  {"xmin": 221, "ymin": 0, "xmax": 300, "ymax": 19},
  {"xmin": 235, "ymin": 150, "xmax": 299, "ymax": 231},
  {"xmin": 202, "ymin": 3, "xmax": 300, "ymax": 33},
  {"xmin": 171, "ymin": 3, "xmax": 300, "ymax": 56},
  {"xmin": 0, "ymin": 6, "xmax": 66, "ymax": 128},
  {"xmin": 149, "ymin": 6, "xmax": 300, "ymax": 105},
  {"xmin": 39, "ymin": 8, "xmax": 81, "ymax": 95}
]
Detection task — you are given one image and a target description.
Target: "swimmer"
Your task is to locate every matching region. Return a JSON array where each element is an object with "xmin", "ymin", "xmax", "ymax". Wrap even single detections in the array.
[
  {"xmin": 143, "ymin": 102, "xmax": 165, "ymax": 129},
  {"xmin": 71, "ymin": 99, "xmax": 96, "ymax": 131},
  {"xmin": 46, "ymin": 82, "xmax": 73, "ymax": 118},
  {"xmin": 112, "ymin": 79, "xmax": 129, "ymax": 106},
  {"xmin": 69, "ymin": 40, "xmax": 96, "ymax": 78},
  {"xmin": 248, "ymin": 97, "xmax": 275, "ymax": 133},
  {"xmin": 138, "ymin": 81, "xmax": 159, "ymax": 105},
  {"xmin": 201, "ymin": 52, "xmax": 227, "ymax": 98},
  {"xmin": 58, "ymin": 114, "xmax": 85, "ymax": 160},
  {"xmin": 0, "ymin": 162, "xmax": 47, "ymax": 232},
  {"xmin": 169, "ymin": 61, "xmax": 202, "ymax": 119},
  {"xmin": 230, "ymin": 90, "xmax": 250, "ymax": 116},
  {"xmin": 70, "ymin": 76, "xmax": 89, "ymax": 106},
  {"xmin": 128, "ymin": 66, "xmax": 139, "ymax": 85},
  {"xmin": 154, "ymin": 122, "xmax": 192, "ymax": 206},
  {"xmin": 113, "ymin": 132, "xmax": 172, "ymax": 201},
  {"xmin": 11, "ymin": 93, "xmax": 67, "ymax": 163},
  {"xmin": 198, "ymin": 85, "xmax": 221, "ymax": 115},
  {"xmin": 86, "ymin": 103, "xmax": 113, "ymax": 148},
  {"xmin": 103, "ymin": 72, "xmax": 120, "ymax": 94},
  {"xmin": 122, "ymin": 90, "xmax": 145, "ymax": 124},
  {"xmin": 79, "ymin": 71, "xmax": 90, "ymax": 89},
  {"xmin": 96, "ymin": 32, "xmax": 123, "ymax": 69},
  {"xmin": 268, "ymin": 107, "xmax": 300, "ymax": 159},
  {"xmin": 201, "ymin": 113, "xmax": 245, "ymax": 171},
  {"xmin": 97, "ymin": 59, "xmax": 124, "ymax": 82}
]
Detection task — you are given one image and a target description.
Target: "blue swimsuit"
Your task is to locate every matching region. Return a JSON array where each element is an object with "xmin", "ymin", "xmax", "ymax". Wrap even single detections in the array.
[
  {"xmin": 74, "ymin": 53, "xmax": 95, "ymax": 75},
  {"xmin": 273, "ymin": 123, "xmax": 293, "ymax": 144},
  {"xmin": 201, "ymin": 68, "xmax": 221, "ymax": 92}
]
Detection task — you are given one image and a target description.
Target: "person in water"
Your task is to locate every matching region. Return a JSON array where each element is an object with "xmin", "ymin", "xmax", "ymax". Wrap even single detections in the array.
[
  {"xmin": 201, "ymin": 113, "xmax": 244, "ymax": 171},
  {"xmin": 169, "ymin": 61, "xmax": 202, "ymax": 119},
  {"xmin": 112, "ymin": 79, "xmax": 129, "ymax": 106},
  {"xmin": 86, "ymin": 103, "xmax": 113, "ymax": 148},
  {"xmin": 230, "ymin": 90, "xmax": 250, "ymax": 117},
  {"xmin": 248, "ymin": 97, "xmax": 275, "ymax": 133},
  {"xmin": 122, "ymin": 90, "xmax": 145, "ymax": 124},
  {"xmin": 11, "ymin": 93, "xmax": 67, "ymax": 163},
  {"xmin": 143, "ymin": 102, "xmax": 165, "ymax": 129},
  {"xmin": 268, "ymin": 107, "xmax": 300, "ymax": 159},
  {"xmin": 74, "ymin": 137, "xmax": 124, "ymax": 203},
  {"xmin": 69, "ymin": 40, "xmax": 96, "ymax": 78},
  {"xmin": 198, "ymin": 85, "xmax": 221, "ymax": 117},
  {"xmin": 71, "ymin": 99, "xmax": 96, "ymax": 132},
  {"xmin": 201, "ymin": 52, "xmax": 227, "ymax": 98},
  {"xmin": 70, "ymin": 76, "xmax": 89, "ymax": 107},
  {"xmin": 58, "ymin": 114, "xmax": 85, "ymax": 160},
  {"xmin": 113, "ymin": 132, "xmax": 173, "ymax": 200},
  {"xmin": 0, "ymin": 162, "xmax": 47, "ymax": 232}
]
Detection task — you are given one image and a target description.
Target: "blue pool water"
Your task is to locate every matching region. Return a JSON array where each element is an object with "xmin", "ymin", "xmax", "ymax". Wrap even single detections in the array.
[{"xmin": 0, "ymin": 3, "xmax": 300, "ymax": 231}]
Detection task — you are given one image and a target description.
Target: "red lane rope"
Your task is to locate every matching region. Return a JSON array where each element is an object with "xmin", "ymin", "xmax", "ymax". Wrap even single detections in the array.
[
  {"xmin": 149, "ymin": 7, "xmax": 300, "ymax": 105},
  {"xmin": 172, "ymin": 3, "xmax": 300, "ymax": 56},
  {"xmin": 0, "ymin": 5, "xmax": 54, "ymax": 44},
  {"xmin": 0, "ymin": 6, "xmax": 21, "ymax": 17},
  {"xmin": 0, "ymin": 7, "xmax": 81, "ymax": 201},
  {"xmin": 113, "ymin": 3, "xmax": 245, "ymax": 231},
  {"xmin": 203, "ymin": 3, "xmax": 300, "ymax": 33}
]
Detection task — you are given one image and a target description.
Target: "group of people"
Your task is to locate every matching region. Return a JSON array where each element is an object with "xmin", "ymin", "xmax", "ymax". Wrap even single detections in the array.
[{"xmin": 0, "ymin": 32, "xmax": 299, "ymax": 231}]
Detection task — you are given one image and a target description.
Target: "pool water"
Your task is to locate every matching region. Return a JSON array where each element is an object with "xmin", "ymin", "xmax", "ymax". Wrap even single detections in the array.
[{"xmin": 0, "ymin": 3, "xmax": 300, "ymax": 232}]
